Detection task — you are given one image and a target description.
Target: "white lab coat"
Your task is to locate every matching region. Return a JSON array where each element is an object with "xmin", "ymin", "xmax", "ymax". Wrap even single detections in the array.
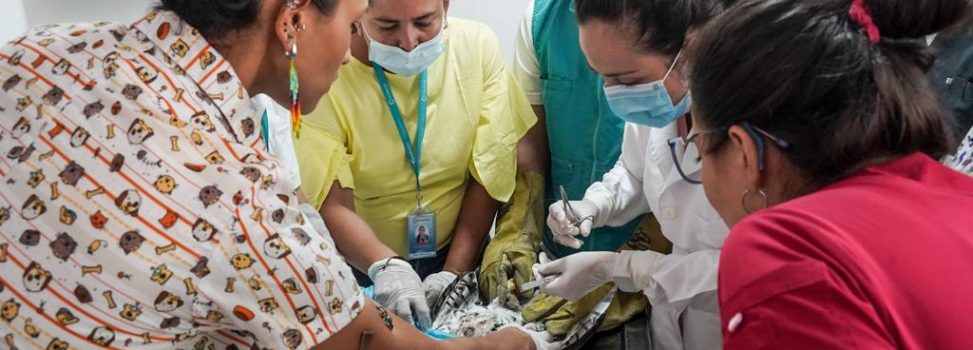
[{"xmin": 584, "ymin": 121, "xmax": 728, "ymax": 350}]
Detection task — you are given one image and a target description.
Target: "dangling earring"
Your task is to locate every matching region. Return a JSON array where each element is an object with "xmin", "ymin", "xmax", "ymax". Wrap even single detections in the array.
[
  {"xmin": 740, "ymin": 188, "xmax": 769, "ymax": 214},
  {"xmin": 286, "ymin": 40, "xmax": 301, "ymax": 138}
]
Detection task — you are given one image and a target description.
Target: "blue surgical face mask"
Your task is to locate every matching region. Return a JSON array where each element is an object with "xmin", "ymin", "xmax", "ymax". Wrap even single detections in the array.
[
  {"xmin": 362, "ymin": 19, "xmax": 446, "ymax": 77},
  {"xmin": 603, "ymin": 50, "xmax": 691, "ymax": 128}
]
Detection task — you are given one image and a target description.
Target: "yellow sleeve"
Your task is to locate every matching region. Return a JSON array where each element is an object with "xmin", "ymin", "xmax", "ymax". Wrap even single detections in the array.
[
  {"xmin": 294, "ymin": 97, "xmax": 355, "ymax": 208},
  {"xmin": 469, "ymin": 25, "xmax": 538, "ymax": 203}
]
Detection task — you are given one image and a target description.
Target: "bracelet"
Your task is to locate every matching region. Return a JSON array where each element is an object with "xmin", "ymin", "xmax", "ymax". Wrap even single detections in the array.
[
  {"xmin": 368, "ymin": 256, "xmax": 410, "ymax": 279},
  {"xmin": 382, "ymin": 256, "xmax": 408, "ymax": 267}
]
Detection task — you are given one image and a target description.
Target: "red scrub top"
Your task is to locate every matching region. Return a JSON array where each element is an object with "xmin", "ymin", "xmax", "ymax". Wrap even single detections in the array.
[{"xmin": 719, "ymin": 153, "xmax": 973, "ymax": 349}]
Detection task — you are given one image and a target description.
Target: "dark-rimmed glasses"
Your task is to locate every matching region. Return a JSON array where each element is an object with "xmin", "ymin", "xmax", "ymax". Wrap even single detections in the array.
[{"xmin": 667, "ymin": 121, "xmax": 790, "ymax": 185}]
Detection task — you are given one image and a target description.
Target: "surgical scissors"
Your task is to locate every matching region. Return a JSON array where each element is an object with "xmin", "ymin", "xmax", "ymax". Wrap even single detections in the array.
[{"xmin": 559, "ymin": 185, "xmax": 592, "ymax": 227}]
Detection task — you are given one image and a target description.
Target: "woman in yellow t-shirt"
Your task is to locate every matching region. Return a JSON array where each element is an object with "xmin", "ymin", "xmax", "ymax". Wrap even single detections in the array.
[{"xmin": 294, "ymin": 0, "xmax": 535, "ymax": 327}]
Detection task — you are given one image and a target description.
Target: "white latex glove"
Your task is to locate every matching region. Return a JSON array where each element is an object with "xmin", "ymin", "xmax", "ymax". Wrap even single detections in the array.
[
  {"xmin": 546, "ymin": 199, "xmax": 599, "ymax": 249},
  {"xmin": 538, "ymin": 252, "xmax": 552, "ymax": 265},
  {"xmin": 422, "ymin": 270, "xmax": 457, "ymax": 306},
  {"xmin": 500, "ymin": 324, "xmax": 563, "ymax": 350},
  {"xmin": 536, "ymin": 250, "xmax": 664, "ymax": 301},
  {"xmin": 369, "ymin": 258, "xmax": 432, "ymax": 328}
]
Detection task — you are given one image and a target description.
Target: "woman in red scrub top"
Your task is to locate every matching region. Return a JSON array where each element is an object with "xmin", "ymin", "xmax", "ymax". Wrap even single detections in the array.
[{"xmin": 685, "ymin": 0, "xmax": 973, "ymax": 348}]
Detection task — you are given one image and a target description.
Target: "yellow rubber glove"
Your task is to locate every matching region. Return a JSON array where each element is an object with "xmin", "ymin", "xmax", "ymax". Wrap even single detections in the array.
[
  {"xmin": 522, "ymin": 213, "xmax": 669, "ymax": 335},
  {"xmin": 479, "ymin": 171, "xmax": 545, "ymax": 305},
  {"xmin": 522, "ymin": 285, "xmax": 648, "ymax": 336}
]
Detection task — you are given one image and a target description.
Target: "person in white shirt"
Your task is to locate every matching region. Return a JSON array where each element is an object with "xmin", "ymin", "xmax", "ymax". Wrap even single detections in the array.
[
  {"xmin": 253, "ymin": 94, "xmax": 303, "ymax": 190},
  {"xmin": 535, "ymin": 0, "xmax": 728, "ymax": 349}
]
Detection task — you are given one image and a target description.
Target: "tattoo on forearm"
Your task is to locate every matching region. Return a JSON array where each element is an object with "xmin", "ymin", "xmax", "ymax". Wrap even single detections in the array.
[{"xmin": 376, "ymin": 305, "xmax": 394, "ymax": 330}]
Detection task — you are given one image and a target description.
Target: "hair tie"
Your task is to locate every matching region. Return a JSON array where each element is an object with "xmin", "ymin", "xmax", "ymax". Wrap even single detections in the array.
[{"xmin": 849, "ymin": 0, "xmax": 880, "ymax": 43}]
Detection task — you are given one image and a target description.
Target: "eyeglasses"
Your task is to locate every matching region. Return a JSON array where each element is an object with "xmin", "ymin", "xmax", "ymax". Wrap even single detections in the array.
[
  {"xmin": 667, "ymin": 121, "xmax": 790, "ymax": 185},
  {"xmin": 667, "ymin": 128, "xmax": 723, "ymax": 184}
]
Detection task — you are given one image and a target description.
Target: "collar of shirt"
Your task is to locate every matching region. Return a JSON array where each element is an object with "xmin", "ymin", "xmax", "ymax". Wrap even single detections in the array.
[{"xmin": 132, "ymin": 10, "xmax": 260, "ymax": 146}]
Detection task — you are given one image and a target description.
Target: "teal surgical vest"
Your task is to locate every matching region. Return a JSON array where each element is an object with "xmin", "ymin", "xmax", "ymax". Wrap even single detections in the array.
[{"xmin": 533, "ymin": 0, "xmax": 641, "ymax": 258}]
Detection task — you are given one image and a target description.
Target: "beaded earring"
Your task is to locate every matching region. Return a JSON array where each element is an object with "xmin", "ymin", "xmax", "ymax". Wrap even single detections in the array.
[
  {"xmin": 285, "ymin": 41, "xmax": 301, "ymax": 138},
  {"xmin": 285, "ymin": 0, "xmax": 305, "ymax": 138}
]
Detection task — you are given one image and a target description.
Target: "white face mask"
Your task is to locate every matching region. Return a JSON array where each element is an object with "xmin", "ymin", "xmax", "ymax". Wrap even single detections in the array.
[{"xmin": 362, "ymin": 17, "xmax": 447, "ymax": 77}]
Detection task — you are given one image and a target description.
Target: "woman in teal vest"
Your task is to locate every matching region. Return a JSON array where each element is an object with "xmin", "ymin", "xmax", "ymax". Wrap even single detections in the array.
[
  {"xmin": 479, "ymin": 0, "xmax": 652, "ymax": 305},
  {"xmin": 519, "ymin": 0, "xmax": 645, "ymax": 258}
]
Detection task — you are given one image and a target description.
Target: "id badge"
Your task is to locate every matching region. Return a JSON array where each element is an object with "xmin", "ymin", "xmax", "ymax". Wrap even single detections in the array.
[{"xmin": 407, "ymin": 208, "xmax": 437, "ymax": 259}]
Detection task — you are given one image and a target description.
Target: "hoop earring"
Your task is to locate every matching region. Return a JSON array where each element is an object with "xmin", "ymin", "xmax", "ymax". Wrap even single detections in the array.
[
  {"xmin": 740, "ymin": 188, "xmax": 769, "ymax": 214},
  {"xmin": 285, "ymin": 41, "xmax": 302, "ymax": 138}
]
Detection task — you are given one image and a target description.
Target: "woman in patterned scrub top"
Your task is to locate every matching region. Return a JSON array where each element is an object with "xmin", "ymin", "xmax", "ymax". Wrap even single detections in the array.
[{"xmin": 0, "ymin": 0, "xmax": 546, "ymax": 349}]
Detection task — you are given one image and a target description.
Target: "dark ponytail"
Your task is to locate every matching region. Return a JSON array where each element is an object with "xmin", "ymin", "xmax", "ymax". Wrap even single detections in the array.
[
  {"xmin": 574, "ymin": 0, "xmax": 725, "ymax": 57},
  {"xmin": 158, "ymin": 0, "xmax": 340, "ymax": 41},
  {"xmin": 690, "ymin": 0, "xmax": 971, "ymax": 191}
]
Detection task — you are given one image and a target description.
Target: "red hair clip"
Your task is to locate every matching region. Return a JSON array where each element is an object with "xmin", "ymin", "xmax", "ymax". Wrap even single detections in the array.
[{"xmin": 849, "ymin": 0, "xmax": 881, "ymax": 43}]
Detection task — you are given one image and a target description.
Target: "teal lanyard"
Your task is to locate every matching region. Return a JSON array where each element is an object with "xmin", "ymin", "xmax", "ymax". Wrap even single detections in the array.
[
  {"xmin": 260, "ymin": 109, "xmax": 271, "ymax": 152},
  {"xmin": 373, "ymin": 64, "xmax": 429, "ymax": 194}
]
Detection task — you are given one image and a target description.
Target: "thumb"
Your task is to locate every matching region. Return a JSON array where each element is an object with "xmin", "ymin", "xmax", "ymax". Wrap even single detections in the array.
[
  {"xmin": 393, "ymin": 299, "xmax": 413, "ymax": 323},
  {"xmin": 412, "ymin": 298, "xmax": 433, "ymax": 329},
  {"xmin": 538, "ymin": 272, "xmax": 576, "ymax": 301},
  {"xmin": 551, "ymin": 205, "xmax": 564, "ymax": 221},
  {"xmin": 536, "ymin": 257, "xmax": 567, "ymax": 276},
  {"xmin": 538, "ymin": 252, "xmax": 552, "ymax": 265},
  {"xmin": 547, "ymin": 209, "xmax": 564, "ymax": 234},
  {"xmin": 423, "ymin": 282, "xmax": 436, "ymax": 302}
]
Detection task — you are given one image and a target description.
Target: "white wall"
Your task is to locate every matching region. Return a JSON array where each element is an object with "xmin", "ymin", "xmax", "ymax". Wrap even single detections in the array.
[
  {"xmin": 0, "ymin": 0, "xmax": 150, "ymax": 42},
  {"xmin": 450, "ymin": 0, "xmax": 525, "ymax": 62},
  {"xmin": 0, "ymin": 0, "xmax": 29, "ymax": 42},
  {"xmin": 22, "ymin": 0, "xmax": 151, "ymax": 29},
  {"xmin": 0, "ymin": 0, "xmax": 524, "ymax": 60}
]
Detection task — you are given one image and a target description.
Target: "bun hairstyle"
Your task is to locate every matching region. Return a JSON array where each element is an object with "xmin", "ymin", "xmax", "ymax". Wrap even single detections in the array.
[
  {"xmin": 158, "ymin": 0, "xmax": 340, "ymax": 40},
  {"xmin": 574, "ymin": 0, "xmax": 725, "ymax": 57},
  {"xmin": 690, "ymin": 0, "xmax": 972, "ymax": 191}
]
